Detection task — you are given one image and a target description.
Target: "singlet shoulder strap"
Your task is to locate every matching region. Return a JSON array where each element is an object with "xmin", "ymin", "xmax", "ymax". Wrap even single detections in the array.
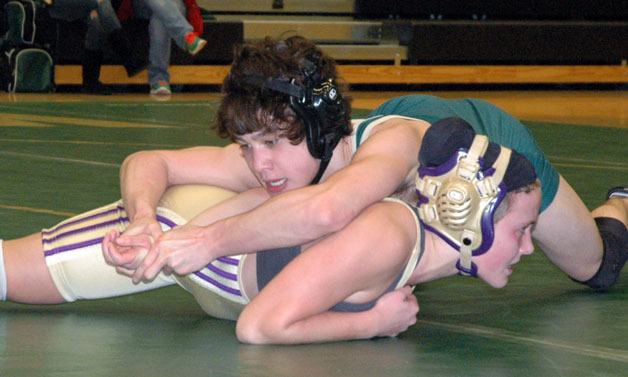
[{"xmin": 352, "ymin": 115, "xmax": 422, "ymax": 152}]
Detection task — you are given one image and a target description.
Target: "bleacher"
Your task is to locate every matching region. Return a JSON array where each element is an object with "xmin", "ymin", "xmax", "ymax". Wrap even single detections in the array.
[{"xmin": 52, "ymin": 0, "xmax": 628, "ymax": 87}]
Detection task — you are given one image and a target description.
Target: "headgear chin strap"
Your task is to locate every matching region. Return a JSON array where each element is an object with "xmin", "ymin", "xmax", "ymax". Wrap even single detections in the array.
[
  {"xmin": 242, "ymin": 59, "xmax": 347, "ymax": 184},
  {"xmin": 416, "ymin": 135, "xmax": 512, "ymax": 276}
]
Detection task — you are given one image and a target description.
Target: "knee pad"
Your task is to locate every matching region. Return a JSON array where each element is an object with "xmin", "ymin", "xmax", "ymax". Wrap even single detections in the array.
[
  {"xmin": 0, "ymin": 240, "xmax": 6, "ymax": 301},
  {"xmin": 580, "ymin": 217, "xmax": 628, "ymax": 291}
]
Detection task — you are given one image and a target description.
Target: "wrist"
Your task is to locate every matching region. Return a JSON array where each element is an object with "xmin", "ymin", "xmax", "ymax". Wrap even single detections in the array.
[
  {"xmin": 200, "ymin": 223, "xmax": 220, "ymax": 260},
  {"xmin": 364, "ymin": 305, "xmax": 384, "ymax": 339},
  {"xmin": 130, "ymin": 205, "xmax": 156, "ymax": 223}
]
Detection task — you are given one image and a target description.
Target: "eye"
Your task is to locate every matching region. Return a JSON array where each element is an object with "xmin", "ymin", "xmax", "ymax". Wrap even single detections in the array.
[
  {"xmin": 263, "ymin": 138, "xmax": 278, "ymax": 147},
  {"xmin": 238, "ymin": 143, "xmax": 251, "ymax": 151},
  {"xmin": 517, "ymin": 224, "xmax": 532, "ymax": 237}
]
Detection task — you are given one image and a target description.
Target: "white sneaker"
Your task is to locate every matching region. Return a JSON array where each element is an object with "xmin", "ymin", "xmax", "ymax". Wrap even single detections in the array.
[
  {"xmin": 607, "ymin": 186, "xmax": 628, "ymax": 200},
  {"xmin": 150, "ymin": 81, "xmax": 172, "ymax": 96}
]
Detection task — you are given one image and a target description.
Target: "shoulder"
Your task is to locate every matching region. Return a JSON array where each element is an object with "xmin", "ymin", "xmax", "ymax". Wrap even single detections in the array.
[
  {"xmin": 353, "ymin": 115, "xmax": 428, "ymax": 148},
  {"xmin": 359, "ymin": 200, "xmax": 418, "ymax": 253}
]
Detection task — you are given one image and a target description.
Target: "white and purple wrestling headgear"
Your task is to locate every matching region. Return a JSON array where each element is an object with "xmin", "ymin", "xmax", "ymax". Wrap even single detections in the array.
[{"xmin": 415, "ymin": 117, "xmax": 537, "ymax": 277}]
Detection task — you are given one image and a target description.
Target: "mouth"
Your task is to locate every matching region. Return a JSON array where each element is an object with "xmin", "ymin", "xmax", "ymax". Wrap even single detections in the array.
[
  {"xmin": 265, "ymin": 178, "xmax": 287, "ymax": 193},
  {"xmin": 507, "ymin": 259, "xmax": 521, "ymax": 274}
]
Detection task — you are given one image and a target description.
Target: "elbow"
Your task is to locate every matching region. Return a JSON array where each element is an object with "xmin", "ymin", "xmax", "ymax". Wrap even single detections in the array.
[
  {"xmin": 236, "ymin": 314, "xmax": 281, "ymax": 345},
  {"xmin": 311, "ymin": 193, "xmax": 358, "ymax": 234},
  {"xmin": 120, "ymin": 150, "xmax": 149, "ymax": 175},
  {"xmin": 121, "ymin": 150, "xmax": 146, "ymax": 166},
  {"xmin": 122, "ymin": 150, "xmax": 166, "ymax": 167},
  {"xmin": 236, "ymin": 306, "xmax": 294, "ymax": 345},
  {"xmin": 120, "ymin": 150, "xmax": 168, "ymax": 181},
  {"xmin": 236, "ymin": 320, "xmax": 267, "ymax": 345}
]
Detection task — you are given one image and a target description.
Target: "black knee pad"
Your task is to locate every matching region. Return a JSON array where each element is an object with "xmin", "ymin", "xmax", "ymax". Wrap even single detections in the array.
[{"xmin": 579, "ymin": 217, "xmax": 628, "ymax": 291}]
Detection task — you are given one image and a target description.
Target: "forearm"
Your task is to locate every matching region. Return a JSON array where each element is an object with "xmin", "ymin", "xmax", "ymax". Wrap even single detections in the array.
[
  {"xmin": 189, "ymin": 187, "xmax": 270, "ymax": 226},
  {"xmin": 206, "ymin": 184, "xmax": 357, "ymax": 257},
  {"xmin": 234, "ymin": 202, "xmax": 420, "ymax": 345},
  {"xmin": 237, "ymin": 310, "xmax": 379, "ymax": 345},
  {"xmin": 237, "ymin": 287, "xmax": 419, "ymax": 345},
  {"xmin": 120, "ymin": 151, "xmax": 170, "ymax": 221},
  {"xmin": 202, "ymin": 120, "xmax": 421, "ymax": 258}
]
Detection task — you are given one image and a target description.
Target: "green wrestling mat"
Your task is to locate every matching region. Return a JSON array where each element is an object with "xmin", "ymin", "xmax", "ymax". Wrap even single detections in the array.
[{"xmin": 1, "ymin": 98, "xmax": 627, "ymax": 377}]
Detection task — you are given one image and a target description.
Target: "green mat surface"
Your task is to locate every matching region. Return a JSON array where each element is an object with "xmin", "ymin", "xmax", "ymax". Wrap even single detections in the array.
[{"xmin": 1, "ymin": 100, "xmax": 627, "ymax": 377}]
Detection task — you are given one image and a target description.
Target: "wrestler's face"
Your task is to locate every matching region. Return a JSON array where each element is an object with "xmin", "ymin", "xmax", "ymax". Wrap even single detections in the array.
[
  {"xmin": 474, "ymin": 188, "xmax": 541, "ymax": 288},
  {"xmin": 236, "ymin": 131, "xmax": 319, "ymax": 195}
]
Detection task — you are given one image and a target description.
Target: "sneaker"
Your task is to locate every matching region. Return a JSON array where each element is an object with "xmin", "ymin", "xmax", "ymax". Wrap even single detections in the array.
[
  {"xmin": 150, "ymin": 81, "xmax": 172, "ymax": 96},
  {"xmin": 184, "ymin": 32, "xmax": 207, "ymax": 56},
  {"xmin": 607, "ymin": 186, "xmax": 628, "ymax": 200}
]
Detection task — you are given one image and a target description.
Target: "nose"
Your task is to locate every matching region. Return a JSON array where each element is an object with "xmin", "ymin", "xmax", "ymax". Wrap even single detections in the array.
[
  {"xmin": 519, "ymin": 230, "xmax": 535, "ymax": 255},
  {"xmin": 250, "ymin": 147, "xmax": 272, "ymax": 173}
]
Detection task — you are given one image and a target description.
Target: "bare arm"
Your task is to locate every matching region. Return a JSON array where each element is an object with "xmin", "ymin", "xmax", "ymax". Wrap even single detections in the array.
[
  {"xmin": 236, "ymin": 201, "xmax": 419, "ymax": 344},
  {"xmin": 104, "ymin": 187, "xmax": 270, "ymax": 275},
  {"xmin": 239, "ymin": 288, "xmax": 418, "ymax": 344},
  {"xmin": 131, "ymin": 118, "xmax": 425, "ymax": 282},
  {"xmin": 206, "ymin": 119, "xmax": 424, "ymax": 258},
  {"xmin": 117, "ymin": 144, "xmax": 259, "ymax": 247},
  {"xmin": 120, "ymin": 144, "xmax": 259, "ymax": 224},
  {"xmin": 102, "ymin": 145, "xmax": 261, "ymax": 271}
]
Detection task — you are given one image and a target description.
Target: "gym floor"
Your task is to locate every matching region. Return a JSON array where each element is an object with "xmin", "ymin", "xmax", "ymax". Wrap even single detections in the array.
[{"xmin": 1, "ymin": 90, "xmax": 627, "ymax": 376}]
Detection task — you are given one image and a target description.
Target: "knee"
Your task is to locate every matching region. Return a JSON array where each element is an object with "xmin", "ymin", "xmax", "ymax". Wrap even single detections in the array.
[
  {"xmin": 577, "ymin": 217, "xmax": 628, "ymax": 291},
  {"xmin": 592, "ymin": 199, "xmax": 628, "ymax": 227}
]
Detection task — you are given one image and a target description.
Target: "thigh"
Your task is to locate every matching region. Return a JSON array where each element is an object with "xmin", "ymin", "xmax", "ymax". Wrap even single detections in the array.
[
  {"xmin": 4, "ymin": 233, "xmax": 65, "ymax": 304},
  {"xmin": 533, "ymin": 175, "xmax": 603, "ymax": 281}
]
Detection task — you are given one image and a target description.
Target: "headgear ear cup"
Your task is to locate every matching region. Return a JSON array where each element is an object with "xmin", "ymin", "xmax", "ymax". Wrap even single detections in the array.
[
  {"xmin": 416, "ymin": 117, "xmax": 536, "ymax": 276},
  {"xmin": 436, "ymin": 180, "xmax": 475, "ymax": 230}
]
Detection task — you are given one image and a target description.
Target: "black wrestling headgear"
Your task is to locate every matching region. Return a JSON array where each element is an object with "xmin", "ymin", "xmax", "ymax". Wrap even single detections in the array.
[{"xmin": 243, "ymin": 57, "xmax": 349, "ymax": 184}]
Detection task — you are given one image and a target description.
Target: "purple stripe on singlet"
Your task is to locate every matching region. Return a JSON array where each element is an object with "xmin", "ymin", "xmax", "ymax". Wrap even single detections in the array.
[
  {"xmin": 216, "ymin": 256, "xmax": 239, "ymax": 266},
  {"xmin": 43, "ymin": 213, "xmax": 178, "ymax": 257},
  {"xmin": 44, "ymin": 237, "xmax": 103, "ymax": 257},
  {"xmin": 193, "ymin": 270, "xmax": 242, "ymax": 296},
  {"xmin": 156, "ymin": 214, "xmax": 177, "ymax": 228},
  {"xmin": 205, "ymin": 263, "xmax": 237, "ymax": 281},
  {"xmin": 42, "ymin": 206, "xmax": 123, "ymax": 236},
  {"xmin": 43, "ymin": 209, "xmax": 180, "ymax": 245},
  {"xmin": 43, "ymin": 217, "xmax": 129, "ymax": 244}
]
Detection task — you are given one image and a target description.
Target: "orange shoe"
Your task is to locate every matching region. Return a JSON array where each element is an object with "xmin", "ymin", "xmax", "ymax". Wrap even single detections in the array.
[{"xmin": 184, "ymin": 32, "xmax": 207, "ymax": 56}]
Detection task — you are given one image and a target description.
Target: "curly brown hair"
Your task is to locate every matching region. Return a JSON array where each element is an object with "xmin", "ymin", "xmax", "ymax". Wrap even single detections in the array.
[{"xmin": 214, "ymin": 36, "xmax": 352, "ymax": 144}]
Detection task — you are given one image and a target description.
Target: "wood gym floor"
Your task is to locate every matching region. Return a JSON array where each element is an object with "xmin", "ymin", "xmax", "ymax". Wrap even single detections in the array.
[{"xmin": 0, "ymin": 89, "xmax": 627, "ymax": 376}]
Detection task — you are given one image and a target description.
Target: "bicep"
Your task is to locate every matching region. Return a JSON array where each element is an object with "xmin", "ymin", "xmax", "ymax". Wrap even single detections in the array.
[
  {"xmin": 329, "ymin": 118, "xmax": 422, "ymax": 199},
  {"xmin": 159, "ymin": 144, "xmax": 260, "ymax": 191}
]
